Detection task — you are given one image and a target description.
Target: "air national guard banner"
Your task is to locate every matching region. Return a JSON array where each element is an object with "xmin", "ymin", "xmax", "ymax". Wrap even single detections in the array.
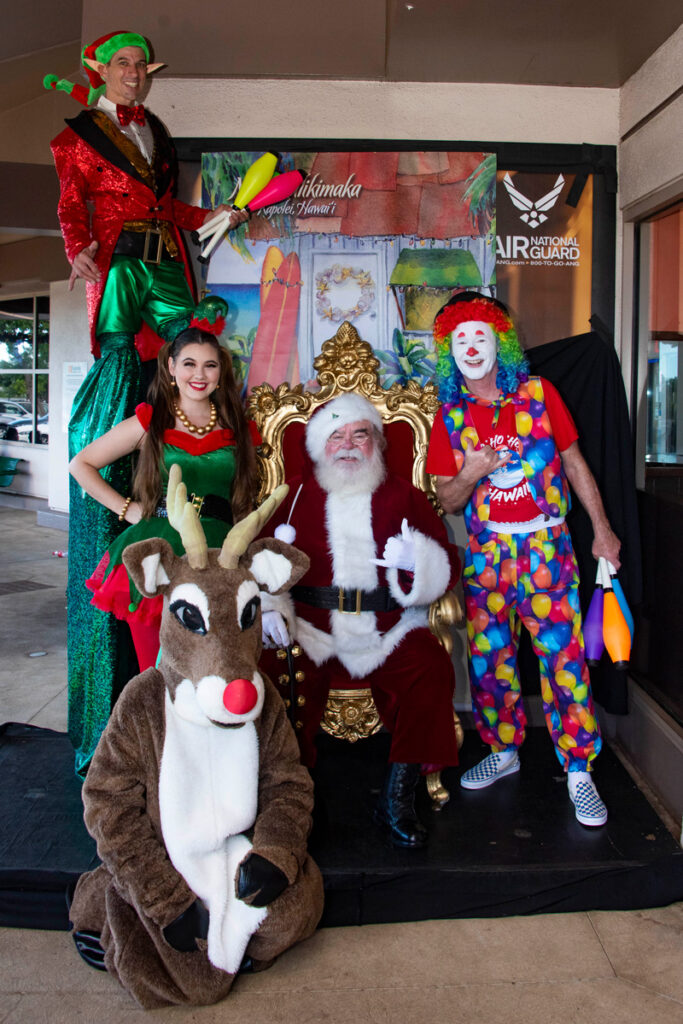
[
  {"xmin": 495, "ymin": 170, "xmax": 594, "ymax": 348},
  {"xmin": 201, "ymin": 150, "xmax": 496, "ymax": 392}
]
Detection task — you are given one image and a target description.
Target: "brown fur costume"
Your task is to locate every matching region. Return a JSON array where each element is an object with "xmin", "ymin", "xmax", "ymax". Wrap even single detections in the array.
[
  {"xmin": 71, "ymin": 670, "xmax": 322, "ymax": 1008},
  {"xmin": 69, "ymin": 477, "xmax": 324, "ymax": 1009}
]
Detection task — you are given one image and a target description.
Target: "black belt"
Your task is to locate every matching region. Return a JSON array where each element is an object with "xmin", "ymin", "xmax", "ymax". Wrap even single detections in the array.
[
  {"xmin": 113, "ymin": 229, "xmax": 176, "ymax": 264},
  {"xmin": 154, "ymin": 492, "xmax": 232, "ymax": 524},
  {"xmin": 291, "ymin": 584, "xmax": 401, "ymax": 614}
]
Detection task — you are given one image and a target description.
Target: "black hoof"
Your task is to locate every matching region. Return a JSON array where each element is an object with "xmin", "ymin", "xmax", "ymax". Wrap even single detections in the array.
[{"xmin": 73, "ymin": 930, "xmax": 107, "ymax": 972}]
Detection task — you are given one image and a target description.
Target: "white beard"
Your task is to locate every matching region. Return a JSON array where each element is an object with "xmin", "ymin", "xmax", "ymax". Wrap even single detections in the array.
[{"xmin": 314, "ymin": 445, "xmax": 386, "ymax": 496}]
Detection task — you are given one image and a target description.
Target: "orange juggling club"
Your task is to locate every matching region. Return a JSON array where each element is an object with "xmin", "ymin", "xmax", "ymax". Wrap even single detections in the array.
[{"xmin": 600, "ymin": 558, "xmax": 631, "ymax": 668}]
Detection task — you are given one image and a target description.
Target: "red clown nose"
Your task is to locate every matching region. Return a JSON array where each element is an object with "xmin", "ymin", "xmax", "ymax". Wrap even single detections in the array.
[{"xmin": 223, "ymin": 678, "xmax": 259, "ymax": 714}]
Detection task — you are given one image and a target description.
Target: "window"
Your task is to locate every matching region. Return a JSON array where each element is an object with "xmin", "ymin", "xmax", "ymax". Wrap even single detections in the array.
[
  {"xmin": 634, "ymin": 203, "xmax": 683, "ymax": 467},
  {"xmin": 0, "ymin": 296, "xmax": 49, "ymax": 445}
]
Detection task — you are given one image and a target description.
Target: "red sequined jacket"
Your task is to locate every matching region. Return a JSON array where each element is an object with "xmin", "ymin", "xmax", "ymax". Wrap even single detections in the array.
[{"xmin": 50, "ymin": 107, "xmax": 206, "ymax": 359}]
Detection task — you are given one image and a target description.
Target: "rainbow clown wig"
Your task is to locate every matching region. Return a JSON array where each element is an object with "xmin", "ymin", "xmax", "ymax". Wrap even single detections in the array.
[{"xmin": 433, "ymin": 291, "xmax": 529, "ymax": 403}]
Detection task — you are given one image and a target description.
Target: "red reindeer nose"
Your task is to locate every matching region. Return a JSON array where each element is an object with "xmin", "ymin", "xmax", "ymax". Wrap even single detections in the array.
[{"xmin": 223, "ymin": 678, "xmax": 259, "ymax": 714}]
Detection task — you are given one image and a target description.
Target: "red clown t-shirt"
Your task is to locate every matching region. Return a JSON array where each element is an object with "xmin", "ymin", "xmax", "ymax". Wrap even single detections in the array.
[{"xmin": 427, "ymin": 379, "xmax": 578, "ymax": 532}]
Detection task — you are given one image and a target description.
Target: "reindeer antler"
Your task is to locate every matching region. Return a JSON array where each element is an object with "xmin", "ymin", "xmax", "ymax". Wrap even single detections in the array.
[
  {"xmin": 218, "ymin": 484, "xmax": 290, "ymax": 569},
  {"xmin": 166, "ymin": 463, "xmax": 209, "ymax": 569}
]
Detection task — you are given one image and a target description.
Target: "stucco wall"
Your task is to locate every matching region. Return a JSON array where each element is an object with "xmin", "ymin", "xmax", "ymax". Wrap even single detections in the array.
[
  {"xmin": 0, "ymin": 79, "xmax": 620, "ymax": 169},
  {"xmin": 150, "ymin": 78, "xmax": 619, "ymax": 145}
]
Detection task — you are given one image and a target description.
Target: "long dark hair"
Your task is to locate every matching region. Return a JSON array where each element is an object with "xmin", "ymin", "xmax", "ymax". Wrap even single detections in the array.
[{"xmin": 132, "ymin": 329, "xmax": 257, "ymax": 521}]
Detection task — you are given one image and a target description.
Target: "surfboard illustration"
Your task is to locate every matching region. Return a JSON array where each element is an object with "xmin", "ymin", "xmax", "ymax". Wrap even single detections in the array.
[
  {"xmin": 247, "ymin": 250, "xmax": 302, "ymax": 391},
  {"xmin": 260, "ymin": 245, "xmax": 285, "ymax": 309}
]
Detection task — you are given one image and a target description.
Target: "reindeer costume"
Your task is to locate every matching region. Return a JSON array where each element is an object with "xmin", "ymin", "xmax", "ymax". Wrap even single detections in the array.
[{"xmin": 69, "ymin": 470, "xmax": 324, "ymax": 1009}]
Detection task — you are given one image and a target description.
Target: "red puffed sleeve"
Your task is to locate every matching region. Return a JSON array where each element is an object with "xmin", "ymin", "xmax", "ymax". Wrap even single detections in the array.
[{"xmin": 135, "ymin": 403, "xmax": 154, "ymax": 431}]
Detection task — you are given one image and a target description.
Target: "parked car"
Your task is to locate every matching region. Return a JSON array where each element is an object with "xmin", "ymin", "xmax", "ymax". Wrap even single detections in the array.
[
  {"xmin": 5, "ymin": 413, "xmax": 49, "ymax": 444},
  {"xmin": 0, "ymin": 399, "xmax": 31, "ymax": 432}
]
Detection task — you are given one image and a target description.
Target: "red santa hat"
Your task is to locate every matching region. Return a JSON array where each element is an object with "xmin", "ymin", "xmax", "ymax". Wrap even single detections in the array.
[{"xmin": 305, "ymin": 394, "xmax": 383, "ymax": 464}]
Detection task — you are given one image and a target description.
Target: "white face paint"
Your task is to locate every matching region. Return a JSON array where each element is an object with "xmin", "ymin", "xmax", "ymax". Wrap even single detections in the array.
[{"xmin": 451, "ymin": 321, "xmax": 498, "ymax": 381}]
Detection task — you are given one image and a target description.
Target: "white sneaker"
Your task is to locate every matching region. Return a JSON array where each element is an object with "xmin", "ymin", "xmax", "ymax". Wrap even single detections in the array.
[
  {"xmin": 568, "ymin": 771, "xmax": 608, "ymax": 827},
  {"xmin": 460, "ymin": 750, "xmax": 520, "ymax": 790}
]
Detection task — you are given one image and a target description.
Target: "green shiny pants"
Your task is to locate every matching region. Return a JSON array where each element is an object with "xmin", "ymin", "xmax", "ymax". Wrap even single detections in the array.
[
  {"xmin": 96, "ymin": 255, "xmax": 194, "ymax": 338},
  {"xmin": 67, "ymin": 333, "xmax": 143, "ymax": 778}
]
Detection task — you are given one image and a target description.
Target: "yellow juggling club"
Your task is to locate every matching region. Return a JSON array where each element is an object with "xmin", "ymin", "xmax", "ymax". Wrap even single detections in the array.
[{"xmin": 233, "ymin": 152, "xmax": 279, "ymax": 210}]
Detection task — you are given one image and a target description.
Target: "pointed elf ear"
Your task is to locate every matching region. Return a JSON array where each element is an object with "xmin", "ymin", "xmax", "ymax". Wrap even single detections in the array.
[
  {"xmin": 146, "ymin": 62, "xmax": 165, "ymax": 74},
  {"xmin": 82, "ymin": 58, "xmax": 105, "ymax": 75}
]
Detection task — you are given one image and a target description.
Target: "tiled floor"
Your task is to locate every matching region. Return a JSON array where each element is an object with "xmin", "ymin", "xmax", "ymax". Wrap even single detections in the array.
[{"xmin": 1, "ymin": 507, "xmax": 682, "ymax": 1024}]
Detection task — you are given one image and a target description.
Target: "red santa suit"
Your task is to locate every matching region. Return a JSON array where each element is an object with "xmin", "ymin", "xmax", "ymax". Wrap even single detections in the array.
[
  {"xmin": 50, "ymin": 105, "xmax": 206, "ymax": 359},
  {"xmin": 262, "ymin": 465, "xmax": 461, "ymax": 769}
]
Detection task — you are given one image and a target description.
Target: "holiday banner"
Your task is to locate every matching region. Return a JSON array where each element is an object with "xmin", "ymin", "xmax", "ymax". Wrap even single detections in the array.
[
  {"xmin": 201, "ymin": 150, "xmax": 496, "ymax": 392},
  {"xmin": 495, "ymin": 170, "xmax": 594, "ymax": 347}
]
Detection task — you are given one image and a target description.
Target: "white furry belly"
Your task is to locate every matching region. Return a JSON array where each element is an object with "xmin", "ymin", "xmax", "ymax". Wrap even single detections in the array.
[{"xmin": 159, "ymin": 692, "xmax": 266, "ymax": 973}]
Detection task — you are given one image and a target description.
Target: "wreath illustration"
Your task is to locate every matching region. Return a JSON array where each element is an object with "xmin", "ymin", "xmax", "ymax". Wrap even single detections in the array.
[{"xmin": 315, "ymin": 264, "xmax": 376, "ymax": 322}]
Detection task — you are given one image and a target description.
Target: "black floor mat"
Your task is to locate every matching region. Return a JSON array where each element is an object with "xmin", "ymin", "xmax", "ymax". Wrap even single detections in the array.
[{"xmin": 1, "ymin": 721, "xmax": 681, "ymax": 930}]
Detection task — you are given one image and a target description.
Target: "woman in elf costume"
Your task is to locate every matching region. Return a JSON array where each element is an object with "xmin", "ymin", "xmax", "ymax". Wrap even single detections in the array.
[{"xmin": 69, "ymin": 297, "xmax": 259, "ymax": 768}]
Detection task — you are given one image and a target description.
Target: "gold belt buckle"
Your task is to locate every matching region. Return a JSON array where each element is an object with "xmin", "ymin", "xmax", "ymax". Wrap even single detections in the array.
[
  {"xmin": 189, "ymin": 492, "xmax": 204, "ymax": 516},
  {"xmin": 142, "ymin": 227, "xmax": 163, "ymax": 264},
  {"xmin": 338, "ymin": 587, "xmax": 362, "ymax": 615}
]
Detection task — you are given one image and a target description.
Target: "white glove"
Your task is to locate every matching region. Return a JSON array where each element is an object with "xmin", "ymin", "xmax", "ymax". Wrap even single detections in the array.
[
  {"xmin": 371, "ymin": 518, "xmax": 416, "ymax": 571},
  {"xmin": 261, "ymin": 610, "xmax": 291, "ymax": 649}
]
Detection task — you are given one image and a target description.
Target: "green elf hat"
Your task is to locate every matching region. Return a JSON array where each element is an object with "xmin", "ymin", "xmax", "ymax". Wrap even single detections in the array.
[
  {"xmin": 43, "ymin": 30, "xmax": 163, "ymax": 107},
  {"xmin": 167, "ymin": 296, "xmax": 230, "ymax": 344}
]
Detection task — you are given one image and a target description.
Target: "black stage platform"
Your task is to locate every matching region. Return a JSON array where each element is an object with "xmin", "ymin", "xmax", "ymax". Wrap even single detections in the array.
[{"xmin": 1, "ymin": 721, "xmax": 681, "ymax": 931}]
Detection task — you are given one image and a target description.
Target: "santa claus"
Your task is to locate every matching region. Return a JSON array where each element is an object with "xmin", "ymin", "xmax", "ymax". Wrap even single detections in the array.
[{"xmin": 261, "ymin": 393, "xmax": 460, "ymax": 848}]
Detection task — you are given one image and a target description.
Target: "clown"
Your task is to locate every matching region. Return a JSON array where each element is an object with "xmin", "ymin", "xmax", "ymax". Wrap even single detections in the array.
[
  {"xmin": 426, "ymin": 292, "xmax": 621, "ymax": 827},
  {"xmin": 46, "ymin": 31, "xmax": 246, "ymax": 776}
]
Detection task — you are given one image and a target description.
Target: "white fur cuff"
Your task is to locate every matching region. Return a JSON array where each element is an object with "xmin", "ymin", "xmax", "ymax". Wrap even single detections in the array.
[{"xmin": 386, "ymin": 529, "xmax": 451, "ymax": 607}]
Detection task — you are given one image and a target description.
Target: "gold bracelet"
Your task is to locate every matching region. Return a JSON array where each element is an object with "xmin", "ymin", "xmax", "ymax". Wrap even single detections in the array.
[{"xmin": 118, "ymin": 496, "xmax": 132, "ymax": 522}]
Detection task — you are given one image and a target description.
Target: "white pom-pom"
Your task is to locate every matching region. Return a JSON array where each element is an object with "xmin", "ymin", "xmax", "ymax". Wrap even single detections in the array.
[{"xmin": 274, "ymin": 523, "xmax": 296, "ymax": 544}]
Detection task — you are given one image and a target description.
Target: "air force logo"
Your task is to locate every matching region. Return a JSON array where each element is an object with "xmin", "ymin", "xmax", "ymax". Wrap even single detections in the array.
[{"xmin": 502, "ymin": 173, "xmax": 565, "ymax": 229}]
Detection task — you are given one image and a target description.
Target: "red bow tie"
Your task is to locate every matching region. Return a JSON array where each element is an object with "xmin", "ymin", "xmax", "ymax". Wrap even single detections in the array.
[{"xmin": 117, "ymin": 104, "xmax": 145, "ymax": 127}]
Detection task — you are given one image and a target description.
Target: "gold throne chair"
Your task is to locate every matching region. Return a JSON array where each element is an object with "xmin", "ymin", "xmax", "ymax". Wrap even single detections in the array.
[{"xmin": 248, "ymin": 320, "xmax": 464, "ymax": 807}]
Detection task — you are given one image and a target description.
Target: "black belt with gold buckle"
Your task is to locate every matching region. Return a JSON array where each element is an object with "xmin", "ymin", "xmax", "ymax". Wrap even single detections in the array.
[
  {"xmin": 113, "ymin": 228, "xmax": 174, "ymax": 264},
  {"xmin": 154, "ymin": 492, "xmax": 232, "ymax": 524},
  {"xmin": 290, "ymin": 584, "xmax": 401, "ymax": 614}
]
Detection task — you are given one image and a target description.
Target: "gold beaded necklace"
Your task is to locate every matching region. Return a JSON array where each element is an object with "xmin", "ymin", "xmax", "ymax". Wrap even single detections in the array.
[{"xmin": 174, "ymin": 402, "xmax": 217, "ymax": 436}]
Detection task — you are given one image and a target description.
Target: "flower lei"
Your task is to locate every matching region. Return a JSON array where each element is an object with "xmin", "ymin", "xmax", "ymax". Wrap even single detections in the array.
[{"xmin": 315, "ymin": 264, "xmax": 375, "ymax": 323}]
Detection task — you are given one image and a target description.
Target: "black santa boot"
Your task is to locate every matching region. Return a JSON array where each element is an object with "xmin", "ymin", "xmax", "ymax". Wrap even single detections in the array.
[{"xmin": 373, "ymin": 762, "xmax": 428, "ymax": 848}]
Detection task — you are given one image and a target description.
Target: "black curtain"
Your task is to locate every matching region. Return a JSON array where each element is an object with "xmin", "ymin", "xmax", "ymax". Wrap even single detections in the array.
[{"xmin": 520, "ymin": 331, "xmax": 641, "ymax": 714}]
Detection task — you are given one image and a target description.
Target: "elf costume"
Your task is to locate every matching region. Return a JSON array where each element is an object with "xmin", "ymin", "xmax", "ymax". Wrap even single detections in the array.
[{"xmin": 47, "ymin": 31, "xmax": 209, "ymax": 776}]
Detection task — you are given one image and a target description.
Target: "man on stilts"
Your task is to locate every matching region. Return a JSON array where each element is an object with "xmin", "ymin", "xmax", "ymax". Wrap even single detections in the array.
[{"xmin": 47, "ymin": 31, "xmax": 246, "ymax": 774}]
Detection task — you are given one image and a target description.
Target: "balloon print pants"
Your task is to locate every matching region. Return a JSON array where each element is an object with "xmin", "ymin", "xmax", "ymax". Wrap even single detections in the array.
[{"xmin": 463, "ymin": 523, "xmax": 601, "ymax": 771}]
